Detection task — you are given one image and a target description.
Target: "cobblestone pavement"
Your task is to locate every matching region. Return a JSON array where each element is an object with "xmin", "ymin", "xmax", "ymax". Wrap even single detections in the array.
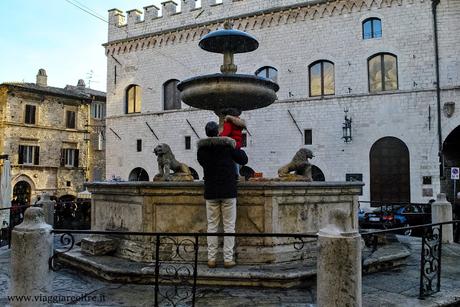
[{"xmin": 0, "ymin": 236, "xmax": 459, "ymax": 306}]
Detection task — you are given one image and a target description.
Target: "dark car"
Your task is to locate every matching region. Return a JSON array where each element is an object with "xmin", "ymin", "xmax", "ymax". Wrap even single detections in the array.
[{"xmin": 359, "ymin": 204, "xmax": 432, "ymax": 235}]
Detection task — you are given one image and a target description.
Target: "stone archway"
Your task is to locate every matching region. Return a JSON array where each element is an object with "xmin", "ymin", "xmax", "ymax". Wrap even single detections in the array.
[
  {"xmin": 442, "ymin": 125, "xmax": 460, "ymax": 203},
  {"xmin": 370, "ymin": 137, "xmax": 410, "ymax": 203},
  {"xmin": 13, "ymin": 181, "xmax": 32, "ymax": 206},
  {"xmin": 312, "ymin": 165, "xmax": 325, "ymax": 181},
  {"xmin": 128, "ymin": 167, "xmax": 149, "ymax": 181}
]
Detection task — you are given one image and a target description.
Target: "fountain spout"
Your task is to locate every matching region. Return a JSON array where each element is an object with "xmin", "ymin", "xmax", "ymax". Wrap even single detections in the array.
[{"xmin": 221, "ymin": 51, "xmax": 237, "ymax": 74}]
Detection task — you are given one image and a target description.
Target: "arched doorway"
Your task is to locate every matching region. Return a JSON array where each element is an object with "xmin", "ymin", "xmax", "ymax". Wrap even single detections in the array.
[
  {"xmin": 312, "ymin": 165, "xmax": 325, "ymax": 181},
  {"xmin": 443, "ymin": 126, "xmax": 460, "ymax": 203},
  {"xmin": 13, "ymin": 181, "xmax": 31, "ymax": 206},
  {"xmin": 189, "ymin": 167, "xmax": 199, "ymax": 180},
  {"xmin": 128, "ymin": 167, "xmax": 149, "ymax": 181},
  {"xmin": 370, "ymin": 137, "xmax": 410, "ymax": 202}
]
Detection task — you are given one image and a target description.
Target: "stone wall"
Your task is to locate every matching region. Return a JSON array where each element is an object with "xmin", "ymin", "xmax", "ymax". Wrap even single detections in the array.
[{"xmin": 104, "ymin": 0, "xmax": 460, "ymax": 203}]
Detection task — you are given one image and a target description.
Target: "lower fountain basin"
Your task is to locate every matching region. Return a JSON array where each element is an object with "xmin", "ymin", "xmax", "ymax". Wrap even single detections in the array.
[{"xmin": 177, "ymin": 74, "xmax": 279, "ymax": 112}]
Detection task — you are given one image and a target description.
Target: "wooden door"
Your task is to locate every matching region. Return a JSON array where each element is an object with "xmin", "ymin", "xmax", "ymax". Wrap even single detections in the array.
[{"xmin": 370, "ymin": 137, "xmax": 410, "ymax": 203}]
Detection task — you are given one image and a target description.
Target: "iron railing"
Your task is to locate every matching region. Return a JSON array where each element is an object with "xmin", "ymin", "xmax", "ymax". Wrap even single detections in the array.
[
  {"xmin": 0, "ymin": 200, "xmax": 91, "ymax": 248},
  {"xmin": 361, "ymin": 220, "xmax": 460, "ymax": 299},
  {"xmin": 50, "ymin": 230, "xmax": 317, "ymax": 307}
]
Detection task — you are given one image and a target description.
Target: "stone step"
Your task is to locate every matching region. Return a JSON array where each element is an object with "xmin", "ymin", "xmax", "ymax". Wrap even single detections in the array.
[{"xmin": 57, "ymin": 240, "xmax": 410, "ymax": 288}]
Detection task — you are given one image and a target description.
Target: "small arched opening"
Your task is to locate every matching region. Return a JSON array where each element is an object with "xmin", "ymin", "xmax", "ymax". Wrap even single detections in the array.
[{"xmin": 129, "ymin": 167, "xmax": 150, "ymax": 181}]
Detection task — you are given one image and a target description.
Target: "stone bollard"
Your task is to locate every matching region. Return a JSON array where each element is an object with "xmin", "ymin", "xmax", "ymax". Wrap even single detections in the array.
[
  {"xmin": 431, "ymin": 193, "xmax": 454, "ymax": 243},
  {"xmin": 317, "ymin": 210, "xmax": 362, "ymax": 307},
  {"xmin": 36, "ymin": 192, "xmax": 55, "ymax": 226},
  {"xmin": 10, "ymin": 207, "xmax": 53, "ymax": 307}
]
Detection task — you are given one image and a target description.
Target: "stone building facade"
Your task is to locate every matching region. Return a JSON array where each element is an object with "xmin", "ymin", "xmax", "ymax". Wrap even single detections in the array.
[
  {"xmin": 104, "ymin": 0, "xmax": 460, "ymax": 204},
  {"xmin": 0, "ymin": 69, "xmax": 106, "ymax": 204}
]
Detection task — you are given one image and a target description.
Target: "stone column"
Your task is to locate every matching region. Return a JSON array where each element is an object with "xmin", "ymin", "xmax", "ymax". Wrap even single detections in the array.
[
  {"xmin": 317, "ymin": 210, "xmax": 362, "ymax": 307},
  {"xmin": 36, "ymin": 192, "xmax": 55, "ymax": 226},
  {"xmin": 10, "ymin": 207, "xmax": 53, "ymax": 307},
  {"xmin": 431, "ymin": 193, "xmax": 453, "ymax": 243}
]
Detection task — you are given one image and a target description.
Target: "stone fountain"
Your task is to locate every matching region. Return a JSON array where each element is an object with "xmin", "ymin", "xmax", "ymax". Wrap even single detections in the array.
[
  {"xmin": 64, "ymin": 23, "xmax": 364, "ymax": 287},
  {"xmin": 178, "ymin": 22, "xmax": 279, "ymax": 124}
]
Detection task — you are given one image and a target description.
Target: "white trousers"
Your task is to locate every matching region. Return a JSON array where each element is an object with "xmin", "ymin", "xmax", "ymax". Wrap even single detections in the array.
[{"xmin": 206, "ymin": 198, "xmax": 237, "ymax": 262}]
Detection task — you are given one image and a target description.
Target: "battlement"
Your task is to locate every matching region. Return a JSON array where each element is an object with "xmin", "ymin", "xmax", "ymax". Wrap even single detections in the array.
[{"xmin": 107, "ymin": 0, "xmax": 328, "ymax": 43}]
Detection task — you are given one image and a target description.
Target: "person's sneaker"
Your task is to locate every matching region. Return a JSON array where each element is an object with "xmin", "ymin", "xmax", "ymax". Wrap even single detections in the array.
[
  {"xmin": 224, "ymin": 260, "xmax": 236, "ymax": 268},
  {"xmin": 207, "ymin": 260, "xmax": 216, "ymax": 268}
]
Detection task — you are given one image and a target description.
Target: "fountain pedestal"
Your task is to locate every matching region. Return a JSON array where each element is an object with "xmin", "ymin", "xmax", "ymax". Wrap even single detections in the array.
[{"xmin": 86, "ymin": 181, "xmax": 361, "ymax": 264}]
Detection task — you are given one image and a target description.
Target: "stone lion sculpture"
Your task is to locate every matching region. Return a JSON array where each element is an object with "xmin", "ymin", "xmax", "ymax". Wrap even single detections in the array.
[
  {"xmin": 277, "ymin": 148, "xmax": 314, "ymax": 181},
  {"xmin": 153, "ymin": 144, "xmax": 193, "ymax": 181}
]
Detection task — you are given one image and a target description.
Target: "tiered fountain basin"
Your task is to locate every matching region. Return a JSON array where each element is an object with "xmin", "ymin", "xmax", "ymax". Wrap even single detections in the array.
[
  {"xmin": 85, "ymin": 181, "xmax": 362, "ymax": 264},
  {"xmin": 177, "ymin": 74, "xmax": 279, "ymax": 111}
]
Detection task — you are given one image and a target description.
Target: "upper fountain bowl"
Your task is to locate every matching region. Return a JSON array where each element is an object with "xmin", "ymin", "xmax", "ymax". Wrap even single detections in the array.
[{"xmin": 199, "ymin": 28, "xmax": 259, "ymax": 54}]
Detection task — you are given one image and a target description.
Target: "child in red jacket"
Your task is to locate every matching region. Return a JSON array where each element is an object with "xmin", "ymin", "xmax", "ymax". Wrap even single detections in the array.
[
  {"xmin": 219, "ymin": 108, "xmax": 246, "ymax": 177},
  {"xmin": 219, "ymin": 108, "xmax": 246, "ymax": 149}
]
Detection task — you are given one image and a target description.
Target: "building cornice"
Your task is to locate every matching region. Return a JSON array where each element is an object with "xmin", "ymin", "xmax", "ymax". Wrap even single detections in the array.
[
  {"xmin": 104, "ymin": 0, "xmax": 415, "ymax": 56},
  {"xmin": 4, "ymin": 122, "xmax": 89, "ymax": 134}
]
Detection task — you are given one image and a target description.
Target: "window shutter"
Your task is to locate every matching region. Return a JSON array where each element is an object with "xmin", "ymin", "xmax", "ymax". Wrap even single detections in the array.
[
  {"xmin": 34, "ymin": 146, "xmax": 40, "ymax": 165},
  {"xmin": 31, "ymin": 105, "xmax": 36, "ymax": 124},
  {"xmin": 60, "ymin": 149, "xmax": 65, "ymax": 167},
  {"xmin": 18, "ymin": 145, "xmax": 24, "ymax": 164},
  {"xmin": 71, "ymin": 112, "xmax": 76, "ymax": 128},
  {"xmin": 74, "ymin": 149, "xmax": 79, "ymax": 167},
  {"xmin": 24, "ymin": 106, "xmax": 30, "ymax": 124}
]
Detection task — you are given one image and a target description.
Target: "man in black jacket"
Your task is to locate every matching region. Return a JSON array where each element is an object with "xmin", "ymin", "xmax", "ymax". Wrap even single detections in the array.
[{"xmin": 197, "ymin": 121, "xmax": 248, "ymax": 268}]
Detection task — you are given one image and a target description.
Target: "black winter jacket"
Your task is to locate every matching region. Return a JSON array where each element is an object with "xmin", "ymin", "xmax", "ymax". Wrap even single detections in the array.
[{"xmin": 197, "ymin": 137, "xmax": 248, "ymax": 200}]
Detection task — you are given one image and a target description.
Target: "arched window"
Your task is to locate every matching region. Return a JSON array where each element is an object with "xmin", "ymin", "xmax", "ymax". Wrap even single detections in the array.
[
  {"xmin": 163, "ymin": 79, "xmax": 181, "ymax": 110},
  {"xmin": 126, "ymin": 85, "xmax": 142, "ymax": 114},
  {"xmin": 309, "ymin": 60, "xmax": 335, "ymax": 97},
  {"xmin": 128, "ymin": 167, "xmax": 149, "ymax": 181},
  {"xmin": 368, "ymin": 53, "xmax": 398, "ymax": 92},
  {"xmin": 255, "ymin": 66, "xmax": 278, "ymax": 82},
  {"xmin": 363, "ymin": 18, "xmax": 382, "ymax": 39}
]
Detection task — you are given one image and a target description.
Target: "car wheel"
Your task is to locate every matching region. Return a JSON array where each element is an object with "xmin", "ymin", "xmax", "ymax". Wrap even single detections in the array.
[
  {"xmin": 382, "ymin": 220, "xmax": 393, "ymax": 229},
  {"xmin": 402, "ymin": 223, "xmax": 412, "ymax": 236}
]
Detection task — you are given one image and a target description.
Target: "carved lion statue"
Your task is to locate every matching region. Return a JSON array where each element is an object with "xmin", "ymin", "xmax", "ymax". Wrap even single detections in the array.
[
  {"xmin": 277, "ymin": 148, "xmax": 314, "ymax": 181},
  {"xmin": 153, "ymin": 144, "xmax": 193, "ymax": 181}
]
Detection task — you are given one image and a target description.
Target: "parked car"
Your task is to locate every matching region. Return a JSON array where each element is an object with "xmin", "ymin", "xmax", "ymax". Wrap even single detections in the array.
[{"xmin": 359, "ymin": 204, "xmax": 431, "ymax": 236}]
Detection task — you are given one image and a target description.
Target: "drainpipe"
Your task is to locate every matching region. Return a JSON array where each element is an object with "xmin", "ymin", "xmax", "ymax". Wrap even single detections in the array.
[{"xmin": 432, "ymin": 0, "xmax": 443, "ymax": 180}]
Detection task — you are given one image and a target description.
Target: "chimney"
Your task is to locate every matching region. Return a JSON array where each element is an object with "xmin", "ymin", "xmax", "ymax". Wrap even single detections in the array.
[
  {"xmin": 77, "ymin": 79, "xmax": 86, "ymax": 88},
  {"xmin": 36, "ymin": 69, "xmax": 47, "ymax": 87}
]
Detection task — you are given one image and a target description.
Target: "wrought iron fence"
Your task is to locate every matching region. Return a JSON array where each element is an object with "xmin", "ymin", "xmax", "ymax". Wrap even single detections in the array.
[
  {"xmin": 0, "ymin": 200, "xmax": 91, "ymax": 248},
  {"xmin": 361, "ymin": 220, "xmax": 459, "ymax": 299},
  {"xmin": 49, "ymin": 230, "xmax": 317, "ymax": 307}
]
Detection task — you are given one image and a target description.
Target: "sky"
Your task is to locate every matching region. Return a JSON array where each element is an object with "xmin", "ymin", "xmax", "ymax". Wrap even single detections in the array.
[{"xmin": 0, "ymin": 0, "xmax": 185, "ymax": 92}]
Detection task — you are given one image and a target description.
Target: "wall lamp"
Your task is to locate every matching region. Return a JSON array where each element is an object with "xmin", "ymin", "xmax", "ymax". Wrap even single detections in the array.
[{"xmin": 342, "ymin": 109, "xmax": 352, "ymax": 143}]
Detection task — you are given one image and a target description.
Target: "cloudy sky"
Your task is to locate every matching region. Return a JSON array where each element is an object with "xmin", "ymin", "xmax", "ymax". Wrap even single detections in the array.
[{"xmin": 0, "ymin": 0, "xmax": 189, "ymax": 91}]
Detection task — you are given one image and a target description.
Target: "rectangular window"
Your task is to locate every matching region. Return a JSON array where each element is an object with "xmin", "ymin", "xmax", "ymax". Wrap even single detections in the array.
[
  {"xmin": 185, "ymin": 136, "xmax": 191, "ymax": 150},
  {"xmin": 61, "ymin": 148, "xmax": 79, "ymax": 167},
  {"xmin": 423, "ymin": 176, "xmax": 432, "ymax": 185},
  {"xmin": 241, "ymin": 133, "xmax": 247, "ymax": 148},
  {"xmin": 24, "ymin": 105, "xmax": 36, "ymax": 124},
  {"xmin": 137, "ymin": 139, "xmax": 142, "ymax": 152},
  {"xmin": 91, "ymin": 103, "xmax": 104, "ymax": 119},
  {"xmin": 304, "ymin": 129, "xmax": 312, "ymax": 145},
  {"xmin": 18, "ymin": 145, "xmax": 39, "ymax": 165},
  {"xmin": 66, "ymin": 111, "xmax": 76, "ymax": 129}
]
